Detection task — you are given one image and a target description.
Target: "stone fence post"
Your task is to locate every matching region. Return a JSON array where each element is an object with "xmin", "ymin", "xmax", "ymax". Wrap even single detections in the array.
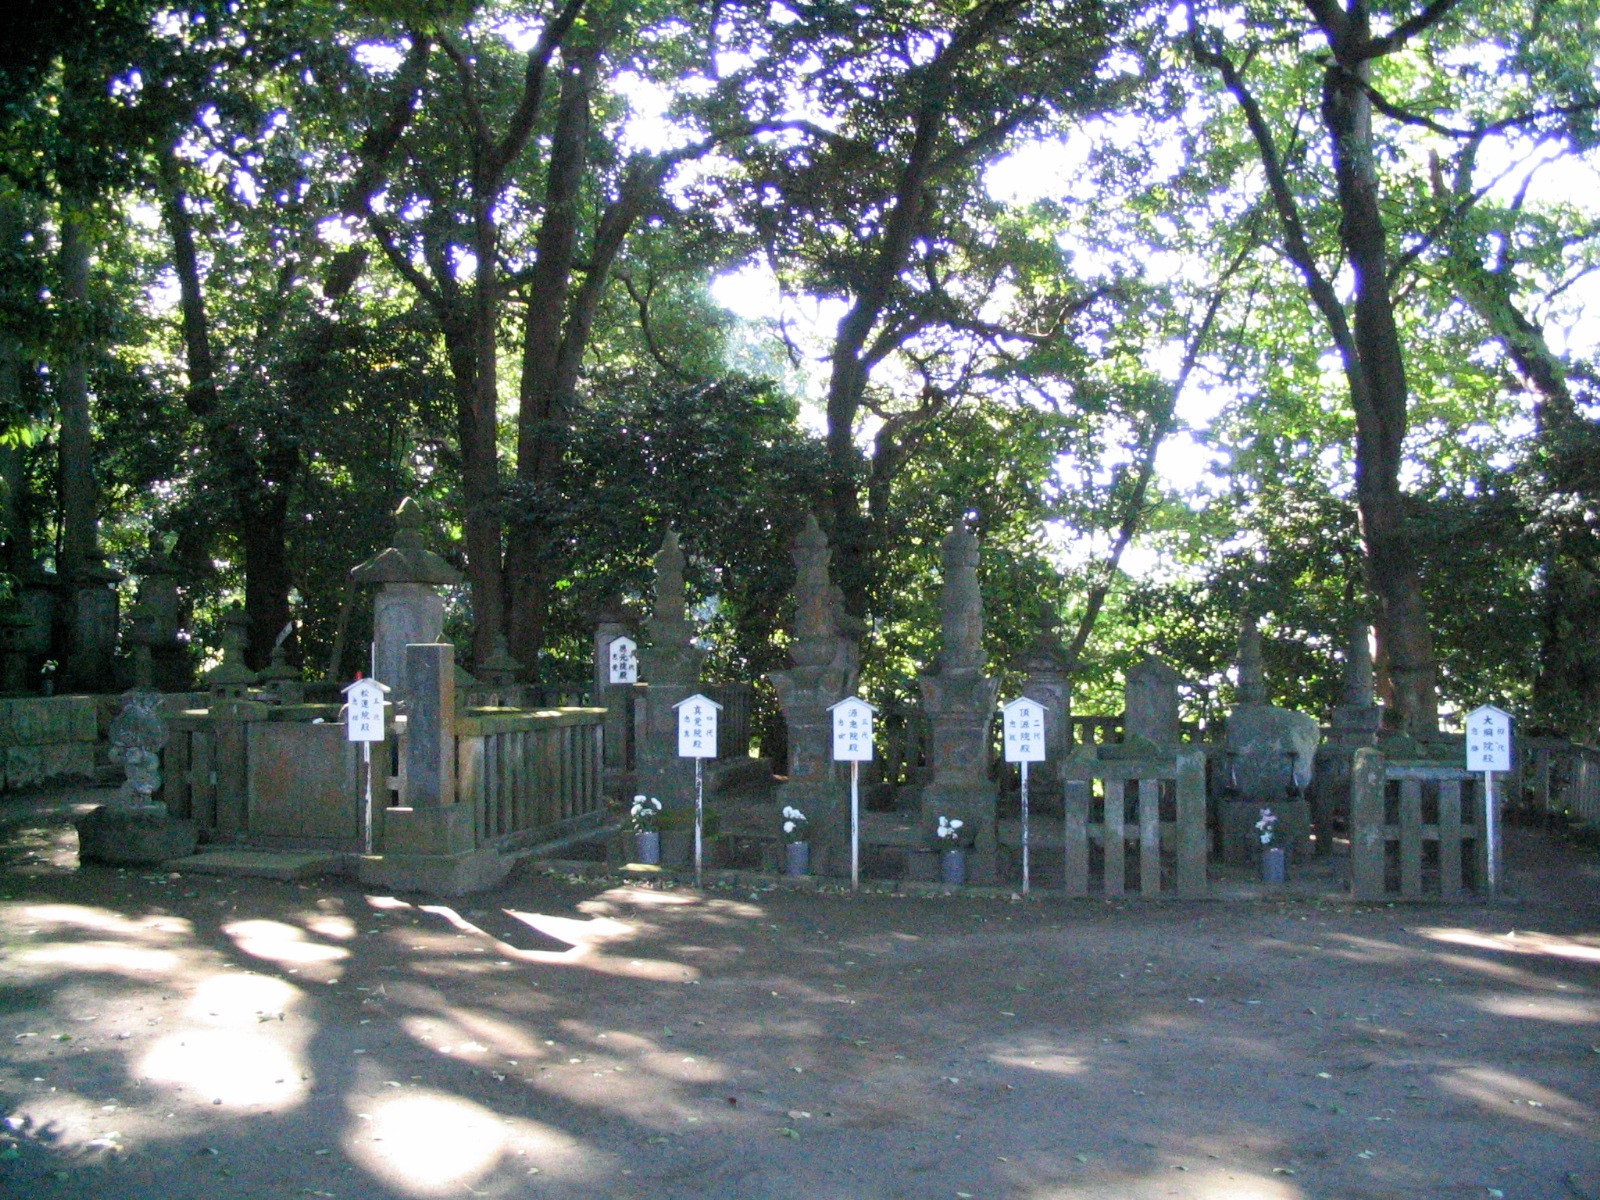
[{"xmin": 358, "ymin": 642, "xmax": 510, "ymax": 896}]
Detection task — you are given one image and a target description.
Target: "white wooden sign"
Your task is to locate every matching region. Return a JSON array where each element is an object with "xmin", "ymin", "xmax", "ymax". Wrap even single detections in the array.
[
  {"xmin": 675, "ymin": 693, "xmax": 722, "ymax": 758},
  {"xmin": 1465, "ymin": 704, "xmax": 1512, "ymax": 772},
  {"xmin": 830, "ymin": 696, "xmax": 876, "ymax": 761},
  {"xmin": 1002, "ymin": 696, "xmax": 1047, "ymax": 763},
  {"xmin": 607, "ymin": 636, "xmax": 638, "ymax": 685},
  {"xmin": 342, "ymin": 676, "xmax": 389, "ymax": 742}
]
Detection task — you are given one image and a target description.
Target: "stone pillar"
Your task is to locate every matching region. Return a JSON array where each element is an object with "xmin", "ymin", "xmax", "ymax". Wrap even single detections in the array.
[
  {"xmin": 61, "ymin": 553, "xmax": 122, "ymax": 692},
  {"xmin": 768, "ymin": 515, "xmax": 859, "ymax": 872},
  {"xmin": 591, "ymin": 597, "xmax": 637, "ymax": 794},
  {"xmin": 1312, "ymin": 619, "xmax": 1384, "ymax": 856},
  {"xmin": 358, "ymin": 641, "xmax": 507, "ymax": 895},
  {"xmin": 203, "ymin": 604, "xmax": 268, "ymax": 841},
  {"xmin": 635, "ymin": 531, "xmax": 707, "ymax": 839},
  {"xmin": 0, "ymin": 601, "xmax": 32, "ymax": 694},
  {"xmin": 350, "ymin": 499, "xmax": 462, "ymax": 704},
  {"xmin": 17, "ymin": 562, "xmax": 59, "ymax": 692},
  {"xmin": 915, "ymin": 521, "xmax": 1000, "ymax": 882}
]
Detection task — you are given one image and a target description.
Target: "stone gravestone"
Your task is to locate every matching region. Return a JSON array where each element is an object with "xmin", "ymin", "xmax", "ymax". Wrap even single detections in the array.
[
  {"xmin": 1219, "ymin": 617, "xmax": 1320, "ymax": 864},
  {"xmin": 1011, "ymin": 628, "xmax": 1075, "ymax": 810},
  {"xmin": 768, "ymin": 515, "xmax": 859, "ymax": 874},
  {"xmin": 133, "ymin": 534, "xmax": 190, "ymax": 690},
  {"xmin": 17, "ymin": 560, "xmax": 60, "ymax": 692},
  {"xmin": 915, "ymin": 520, "xmax": 1000, "ymax": 883},
  {"xmin": 350, "ymin": 498, "xmax": 462, "ymax": 705},
  {"xmin": 1120, "ymin": 655, "xmax": 1187, "ymax": 755},
  {"xmin": 62, "ymin": 552, "xmax": 122, "ymax": 693},
  {"xmin": 635, "ymin": 531, "xmax": 706, "ymax": 861},
  {"xmin": 75, "ymin": 688, "xmax": 198, "ymax": 864}
]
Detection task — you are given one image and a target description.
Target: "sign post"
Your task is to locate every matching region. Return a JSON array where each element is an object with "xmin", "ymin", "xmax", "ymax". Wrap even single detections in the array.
[
  {"xmin": 830, "ymin": 697, "xmax": 876, "ymax": 892},
  {"xmin": 607, "ymin": 636, "xmax": 638, "ymax": 685},
  {"xmin": 342, "ymin": 675, "xmax": 390, "ymax": 856},
  {"xmin": 675, "ymin": 693, "xmax": 721, "ymax": 887},
  {"xmin": 1003, "ymin": 697, "xmax": 1047, "ymax": 895},
  {"xmin": 1465, "ymin": 704, "xmax": 1512, "ymax": 894}
]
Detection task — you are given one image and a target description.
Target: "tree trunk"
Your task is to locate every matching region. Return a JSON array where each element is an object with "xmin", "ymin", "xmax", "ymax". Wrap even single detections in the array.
[
  {"xmin": 56, "ymin": 203, "xmax": 98, "ymax": 581},
  {"xmin": 1319, "ymin": 29, "xmax": 1439, "ymax": 734},
  {"xmin": 160, "ymin": 148, "xmax": 305, "ymax": 668},
  {"xmin": 0, "ymin": 190, "xmax": 32, "ymax": 578}
]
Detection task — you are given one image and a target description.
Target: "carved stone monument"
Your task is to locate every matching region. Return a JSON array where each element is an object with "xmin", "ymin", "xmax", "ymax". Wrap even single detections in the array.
[
  {"xmin": 75, "ymin": 687, "xmax": 198, "ymax": 864},
  {"xmin": 132, "ymin": 534, "xmax": 190, "ymax": 690},
  {"xmin": 1219, "ymin": 617, "xmax": 1320, "ymax": 864},
  {"xmin": 915, "ymin": 521, "xmax": 1000, "ymax": 882},
  {"xmin": 1012, "ymin": 628, "xmax": 1075, "ymax": 808},
  {"xmin": 1121, "ymin": 655, "xmax": 1187, "ymax": 755},
  {"xmin": 635, "ymin": 531, "xmax": 706, "ymax": 842},
  {"xmin": 769, "ymin": 515, "xmax": 860, "ymax": 872},
  {"xmin": 61, "ymin": 552, "xmax": 122, "ymax": 693},
  {"xmin": 351, "ymin": 498, "xmax": 462, "ymax": 704}
]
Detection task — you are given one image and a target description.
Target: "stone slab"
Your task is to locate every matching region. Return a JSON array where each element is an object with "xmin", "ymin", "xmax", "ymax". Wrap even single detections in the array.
[
  {"xmin": 164, "ymin": 850, "xmax": 346, "ymax": 881},
  {"xmin": 356, "ymin": 847, "xmax": 511, "ymax": 896},
  {"xmin": 6, "ymin": 745, "xmax": 43, "ymax": 789},
  {"xmin": 75, "ymin": 806, "xmax": 199, "ymax": 865},
  {"xmin": 42, "ymin": 741, "xmax": 95, "ymax": 782}
]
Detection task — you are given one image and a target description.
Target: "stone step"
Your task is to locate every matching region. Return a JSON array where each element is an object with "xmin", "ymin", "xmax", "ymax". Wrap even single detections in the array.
[{"xmin": 163, "ymin": 849, "xmax": 347, "ymax": 881}]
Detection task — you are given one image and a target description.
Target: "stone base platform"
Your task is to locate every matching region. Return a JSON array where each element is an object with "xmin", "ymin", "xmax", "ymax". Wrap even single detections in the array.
[
  {"xmin": 164, "ymin": 849, "xmax": 345, "ymax": 881},
  {"xmin": 75, "ymin": 805, "xmax": 198, "ymax": 865}
]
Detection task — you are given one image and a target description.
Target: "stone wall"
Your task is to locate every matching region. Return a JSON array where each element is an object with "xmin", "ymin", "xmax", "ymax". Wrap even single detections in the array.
[{"xmin": 0, "ymin": 696, "xmax": 99, "ymax": 790}]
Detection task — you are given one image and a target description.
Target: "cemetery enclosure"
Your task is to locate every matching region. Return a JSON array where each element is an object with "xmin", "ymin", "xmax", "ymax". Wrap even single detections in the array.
[{"xmin": 159, "ymin": 699, "xmax": 607, "ymax": 858}]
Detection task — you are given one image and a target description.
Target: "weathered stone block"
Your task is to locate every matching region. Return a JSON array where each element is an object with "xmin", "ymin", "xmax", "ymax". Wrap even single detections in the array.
[
  {"xmin": 381, "ymin": 804, "xmax": 475, "ymax": 857},
  {"xmin": 43, "ymin": 742, "xmax": 95, "ymax": 782},
  {"xmin": 5, "ymin": 746, "xmax": 43, "ymax": 789},
  {"xmin": 75, "ymin": 806, "xmax": 199, "ymax": 865},
  {"xmin": 9, "ymin": 701, "xmax": 42, "ymax": 746},
  {"xmin": 67, "ymin": 696, "xmax": 99, "ymax": 743},
  {"xmin": 356, "ymin": 847, "xmax": 510, "ymax": 896}
]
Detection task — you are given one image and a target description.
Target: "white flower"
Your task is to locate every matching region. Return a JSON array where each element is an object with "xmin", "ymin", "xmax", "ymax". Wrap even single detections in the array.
[
  {"xmin": 936, "ymin": 815, "xmax": 964, "ymax": 841},
  {"xmin": 783, "ymin": 820, "xmax": 795, "ymax": 833}
]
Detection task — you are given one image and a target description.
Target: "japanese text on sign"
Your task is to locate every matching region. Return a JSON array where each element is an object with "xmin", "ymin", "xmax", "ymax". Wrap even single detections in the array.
[
  {"xmin": 1002, "ymin": 697, "xmax": 1047, "ymax": 763},
  {"xmin": 1465, "ymin": 704, "xmax": 1511, "ymax": 773},
  {"xmin": 608, "ymin": 636, "xmax": 638, "ymax": 685},
  {"xmin": 676, "ymin": 693, "xmax": 720, "ymax": 759},
  {"xmin": 344, "ymin": 678, "xmax": 388, "ymax": 742},
  {"xmin": 830, "ymin": 697, "xmax": 875, "ymax": 762}
]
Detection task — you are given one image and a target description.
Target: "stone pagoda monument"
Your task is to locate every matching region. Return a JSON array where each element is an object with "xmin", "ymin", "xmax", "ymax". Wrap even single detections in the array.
[
  {"xmin": 769, "ymin": 515, "xmax": 861, "ymax": 871},
  {"xmin": 351, "ymin": 498, "xmax": 462, "ymax": 704},
  {"xmin": 915, "ymin": 520, "xmax": 1000, "ymax": 881},
  {"xmin": 1219, "ymin": 617, "xmax": 1320, "ymax": 863}
]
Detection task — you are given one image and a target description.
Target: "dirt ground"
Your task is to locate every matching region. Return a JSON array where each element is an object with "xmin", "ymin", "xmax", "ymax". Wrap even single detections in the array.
[{"xmin": 1, "ymin": 787, "xmax": 1598, "ymax": 1200}]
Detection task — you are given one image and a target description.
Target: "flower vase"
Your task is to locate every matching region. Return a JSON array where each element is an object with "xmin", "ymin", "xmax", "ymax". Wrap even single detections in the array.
[
  {"xmin": 1261, "ymin": 845, "xmax": 1286, "ymax": 884},
  {"xmin": 634, "ymin": 830, "xmax": 661, "ymax": 866},
  {"xmin": 940, "ymin": 848, "xmax": 966, "ymax": 886},
  {"xmin": 784, "ymin": 841, "xmax": 810, "ymax": 877}
]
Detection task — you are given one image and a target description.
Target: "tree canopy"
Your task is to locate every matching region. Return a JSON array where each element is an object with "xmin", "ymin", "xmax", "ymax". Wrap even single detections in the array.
[{"xmin": 4, "ymin": 0, "xmax": 1599, "ymax": 739}]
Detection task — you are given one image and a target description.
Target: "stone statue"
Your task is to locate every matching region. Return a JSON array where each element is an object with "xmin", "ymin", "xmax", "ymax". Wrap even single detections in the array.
[{"xmin": 108, "ymin": 688, "xmax": 168, "ymax": 807}]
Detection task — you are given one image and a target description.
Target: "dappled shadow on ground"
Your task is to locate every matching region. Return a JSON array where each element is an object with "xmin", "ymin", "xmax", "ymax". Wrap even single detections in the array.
[{"xmin": 0, "ymin": 810, "xmax": 1597, "ymax": 1200}]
